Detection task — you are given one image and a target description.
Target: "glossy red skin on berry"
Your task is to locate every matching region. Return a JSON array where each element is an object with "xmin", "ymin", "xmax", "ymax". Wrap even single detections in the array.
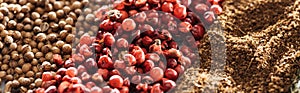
[
  {"xmin": 53, "ymin": 54, "xmax": 63, "ymax": 65},
  {"xmin": 161, "ymin": 2, "xmax": 174, "ymax": 13},
  {"xmin": 164, "ymin": 68, "xmax": 178, "ymax": 81},
  {"xmin": 174, "ymin": 5, "xmax": 187, "ymax": 19},
  {"xmin": 66, "ymin": 67, "xmax": 78, "ymax": 77},
  {"xmin": 98, "ymin": 55, "xmax": 114, "ymax": 69},
  {"xmin": 109, "ymin": 75, "xmax": 124, "ymax": 88},
  {"xmin": 42, "ymin": 72, "xmax": 53, "ymax": 81},
  {"xmin": 103, "ymin": 33, "xmax": 115, "ymax": 47}
]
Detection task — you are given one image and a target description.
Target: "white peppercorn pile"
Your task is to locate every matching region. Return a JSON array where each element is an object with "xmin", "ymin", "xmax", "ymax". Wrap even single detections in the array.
[{"xmin": 0, "ymin": 0, "xmax": 87, "ymax": 92}]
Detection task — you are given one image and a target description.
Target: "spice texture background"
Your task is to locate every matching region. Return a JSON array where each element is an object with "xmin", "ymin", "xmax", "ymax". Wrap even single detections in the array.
[
  {"xmin": 0, "ymin": 0, "xmax": 300, "ymax": 93},
  {"xmin": 180, "ymin": 0, "xmax": 300, "ymax": 92}
]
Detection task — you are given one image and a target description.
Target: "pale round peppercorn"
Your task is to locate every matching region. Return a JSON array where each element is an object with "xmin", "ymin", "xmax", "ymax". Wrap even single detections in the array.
[
  {"xmin": 22, "ymin": 63, "xmax": 32, "ymax": 73},
  {"xmin": 24, "ymin": 52, "xmax": 34, "ymax": 62},
  {"xmin": 46, "ymin": 33, "xmax": 57, "ymax": 42},
  {"xmin": 34, "ymin": 19, "xmax": 43, "ymax": 26},
  {"xmin": 71, "ymin": 1, "xmax": 82, "ymax": 10},
  {"xmin": 33, "ymin": 26, "xmax": 41, "ymax": 33},
  {"xmin": 56, "ymin": 10, "xmax": 64, "ymax": 18},
  {"xmin": 16, "ymin": 13, "xmax": 24, "ymax": 20},
  {"xmin": 18, "ymin": 59, "xmax": 25, "ymax": 66},
  {"xmin": 35, "ymin": 7, "xmax": 44, "ymax": 15},
  {"xmin": 34, "ymin": 79, "xmax": 42, "ymax": 87},
  {"xmin": 67, "ymin": 17, "xmax": 74, "ymax": 24},
  {"xmin": 45, "ymin": 4, "xmax": 53, "ymax": 11},
  {"xmin": 0, "ymin": 71, "xmax": 6, "ymax": 78},
  {"xmin": 53, "ymin": 1, "xmax": 63, "ymax": 9},
  {"xmin": 62, "ymin": 44, "xmax": 72, "ymax": 54},
  {"xmin": 22, "ymin": 44, "xmax": 32, "ymax": 53},
  {"xmin": 41, "ymin": 45, "xmax": 51, "ymax": 53},
  {"xmin": 35, "ymin": 52, "xmax": 43, "ymax": 59},
  {"xmin": 12, "ymin": 31, "xmax": 22, "ymax": 40},
  {"xmin": 59, "ymin": 30, "xmax": 68, "ymax": 39},
  {"xmin": 9, "ymin": 43, "xmax": 17, "ymax": 50},
  {"xmin": 23, "ymin": 24, "xmax": 33, "ymax": 31},
  {"xmin": 48, "ymin": 11, "xmax": 56, "ymax": 20},
  {"xmin": 31, "ymin": 59, "xmax": 38, "ymax": 66},
  {"xmin": 19, "ymin": 77, "xmax": 31, "ymax": 86},
  {"xmin": 8, "ymin": 20, "xmax": 17, "ymax": 29},
  {"xmin": 45, "ymin": 52, "xmax": 53, "ymax": 60},
  {"xmin": 65, "ymin": 34, "xmax": 74, "ymax": 43},
  {"xmin": 5, "ymin": 75, "xmax": 13, "ymax": 81},
  {"xmin": 55, "ymin": 40, "xmax": 65, "ymax": 48},
  {"xmin": 0, "ymin": 24, "xmax": 5, "ymax": 31},
  {"xmin": 4, "ymin": 36, "xmax": 13, "ymax": 44},
  {"xmin": 64, "ymin": 24, "xmax": 72, "ymax": 31},
  {"xmin": 26, "ymin": 71, "xmax": 34, "ymax": 77},
  {"xmin": 1, "ymin": 64, "xmax": 8, "ymax": 70},
  {"xmin": 0, "ymin": 42, "xmax": 3, "ymax": 49},
  {"xmin": 51, "ymin": 46, "xmax": 60, "ymax": 54},
  {"xmin": 21, "ymin": 5, "xmax": 30, "ymax": 13},
  {"xmin": 31, "ymin": 12, "xmax": 40, "ymax": 20},
  {"xmin": 11, "ymin": 53, "xmax": 19, "ymax": 61},
  {"xmin": 11, "ymin": 80, "xmax": 20, "ymax": 88},
  {"xmin": 42, "ymin": 61, "xmax": 51, "ymax": 71},
  {"xmin": 32, "ymin": 48, "xmax": 39, "ymax": 53},
  {"xmin": 36, "ymin": 33, "xmax": 46, "ymax": 42},
  {"xmin": 15, "ymin": 67, "xmax": 23, "ymax": 74}
]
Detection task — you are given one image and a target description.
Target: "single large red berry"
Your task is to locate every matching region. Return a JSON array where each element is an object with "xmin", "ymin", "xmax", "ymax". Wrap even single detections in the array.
[
  {"xmin": 109, "ymin": 75, "xmax": 124, "ymax": 88},
  {"xmin": 98, "ymin": 55, "xmax": 114, "ymax": 69},
  {"xmin": 164, "ymin": 68, "xmax": 178, "ymax": 81},
  {"xmin": 150, "ymin": 67, "xmax": 164, "ymax": 82},
  {"xmin": 174, "ymin": 5, "xmax": 187, "ymax": 19}
]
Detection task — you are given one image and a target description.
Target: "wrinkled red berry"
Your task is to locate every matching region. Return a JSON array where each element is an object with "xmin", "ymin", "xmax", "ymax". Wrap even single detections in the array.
[{"xmin": 164, "ymin": 68, "xmax": 178, "ymax": 80}]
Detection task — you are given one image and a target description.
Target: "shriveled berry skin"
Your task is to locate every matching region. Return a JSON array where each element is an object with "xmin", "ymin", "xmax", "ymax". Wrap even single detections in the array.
[{"xmin": 98, "ymin": 55, "xmax": 114, "ymax": 69}]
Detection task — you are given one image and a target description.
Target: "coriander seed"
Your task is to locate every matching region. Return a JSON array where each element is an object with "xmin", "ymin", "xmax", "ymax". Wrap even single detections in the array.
[
  {"xmin": 62, "ymin": 44, "xmax": 72, "ymax": 54},
  {"xmin": 31, "ymin": 12, "xmax": 40, "ymax": 20},
  {"xmin": 36, "ymin": 33, "xmax": 46, "ymax": 42},
  {"xmin": 65, "ymin": 34, "xmax": 74, "ymax": 43},
  {"xmin": 48, "ymin": 11, "xmax": 56, "ymax": 20},
  {"xmin": 4, "ymin": 35, "xmax": 13, "ymax": 44},
  {"xmin": 22, "ymin": 63, "xmax": 32, "ymax": 73},
  {"xmin": 51, "ymin": 46, "xmax": 60, "ymax": 54},
  {"xmin": 15, "ymin": 67, "xmax": 23, "ymax": 74},
  {"xmin": 24, "ymin": 52, "xmax": 34, "ymax": 62},
  {"xmin": 0, "ymin": 71, "xmax": 6, "ymax": 78},
  {"xmin": 56, "ymin": 10, "xmax": 64, "ymax": 18}
]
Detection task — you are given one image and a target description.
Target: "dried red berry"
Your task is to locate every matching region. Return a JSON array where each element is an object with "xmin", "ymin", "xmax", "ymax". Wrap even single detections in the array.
[
  {"xmin": 91, "ymin": 86, "xmax": 103, "ymax": 93},
  {"xmin": 100, "ymin": 19, "xmax": 115, "ymax": 31},
  {"xmin": 109, "ymin": 75, "xmax": 124, "ymax": 88},
  {"xmin": 58, "ymin": 81, "xmax": 70, "ymax": 93},
  {"xmin": 191, "ymin": 24, "xmax": 205, "ymax": 39},
  {"xmin": 98, "ymin": 55, "xmax": 114, "ymax": 69},
  {"xmin": 164, "ymin": 68, "xmax": 178, "ymax": 80},
  {"xmin": 174, "ymin": 5, "xmax": 187, "ymax": 19},
  {"xmin": 120, "ymin": 86, "xmax": 129, "ymax": 93},
  {"xmin": 80, "ymin": 33, "xmax": 93, "ymax": 45},
  {"xmin": 123, "ymin": 54, "xmax": 136, "ymax": 66},
  {"xmin": 132, "ymin": 49, "xmax": 145, "ymax": 65},
  {"xmin": 167, "ymin": 58, "xmax": 178, "ymax": 68},
  {"xmin": 150, "ymin": 84, "xmax": 163, "ymax": 93},
  {"xmin": 179, "ymin": 22, "xmax": 192, "ymax": 33},
  {"xmin": 42, "ymin": 72, "xmax": 53, "ymax": 81},
  {"xmin": 142, "ymin": 36, "xmax": 153, "ymax": 46},
  {"xmin": 143, "ymin": 60, "xmax": 155, "ymax": 72},
  {"xmin": 210, "ymin": 4, "xmax": 222, "ymax": 15},
  {"xmin": 122, "ymin": 18, "xmax": 136, "ymax": 31},
  {"xmin": 145, "ymin": 53, "xmax": 160, "ymax": 62},
  {"xmin": 86, "ymin": 82, "xmax": 96, "ymax": 89},
  {"xmin": 133, "ymin": 12, "xmax": 147, "ymax": 23},
  {"xmin": 124, "ymin": 66, "xmax": 137, "ymax": 75},
  {"xmin": 103, "ymin": 33, "xmax": 115, "ymax": 47},
  {"xmin": 114, "ymin": 60, "xmax": 126, "ymax": 69},
  {"xmin": 162, "ymin": 80, "xmax": 176, "ymax": 91},
  {"xmin": 53, "ymin": 54, "xmax": 63, "ymax": 65},
  {"xmin": 66, "ymin": 67, "xmax": 78, "ymax": 77},
  {"xmin": 174, "ymin": 64, "xmax": 185, "ymax": 75},
  {"xmin": 79, "ymin": 44, "xmax": 93, "ymax": 57},
  {"xmin": 135, "ymin": 0, "xmax": 147, "ymax": 7},
  {"xmin": 161, "ymin": 2, "xmax": 174, "ymax": 13},
  {"xmin": 80, "ymin": 72, "xmax": 91, "ymax": 82},
  {"xmin": 131, "ymin": 75, "xmax": 141, "ymax": 84},
  {"xmin": 116, "ymin": 38, "xmax": 129, "ymax": 48},
  {"xmin": 98, "ymin": 69, "xmax": 109, "ymax": 80},
  {"xmin": 204, "ymin": 11, "xmax": 215, "ymax": 25},
  {"xmin": 150, "ymin": 67, "xmax": 164, "ymax": 82}
]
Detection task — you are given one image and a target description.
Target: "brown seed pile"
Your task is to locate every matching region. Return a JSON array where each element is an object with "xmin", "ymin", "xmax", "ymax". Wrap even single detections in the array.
[{"xmin": 0, "ymin": 0, "xmax": 86, "ymax": 92}]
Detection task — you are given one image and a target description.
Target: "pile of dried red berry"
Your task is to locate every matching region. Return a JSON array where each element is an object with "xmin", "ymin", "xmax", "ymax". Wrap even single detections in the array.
[{"xmin": 38, "ymin": 0, "xmax": 224, "ymax": 93}]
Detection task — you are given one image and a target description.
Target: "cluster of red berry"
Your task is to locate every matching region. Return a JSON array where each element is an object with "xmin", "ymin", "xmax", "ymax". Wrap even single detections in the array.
[{"xmin": 37, "ymin": 0, "xmax": 224, "ymax": 93}]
